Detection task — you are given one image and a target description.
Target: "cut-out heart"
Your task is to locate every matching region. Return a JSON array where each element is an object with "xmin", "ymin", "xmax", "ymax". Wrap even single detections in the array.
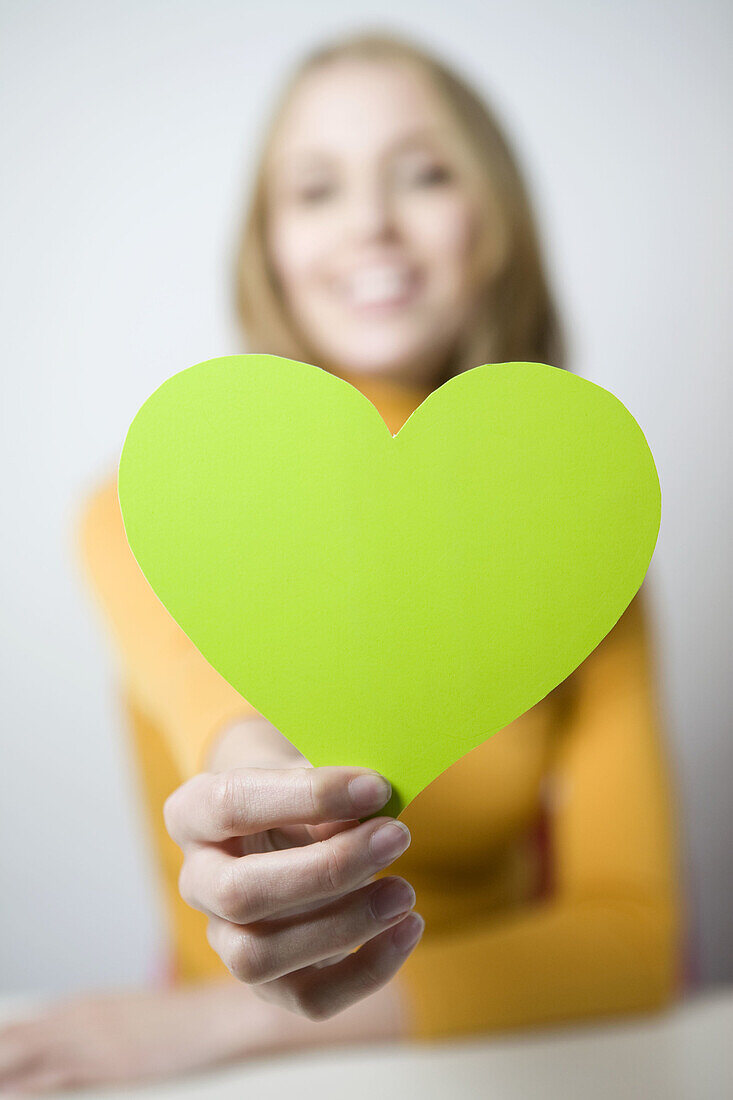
[{"xmin": 118, "ymin": 355, "xmax": 660, "ymax": 817}]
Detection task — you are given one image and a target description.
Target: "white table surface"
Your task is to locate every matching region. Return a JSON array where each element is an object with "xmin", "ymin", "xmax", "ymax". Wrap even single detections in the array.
[{"xmin": 1, "ymin": 991, "xmax": 731, "ymax": 1099}]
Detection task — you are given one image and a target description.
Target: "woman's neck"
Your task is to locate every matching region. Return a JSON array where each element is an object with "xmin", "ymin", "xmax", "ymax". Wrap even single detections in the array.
[
  {"xmin": 331, "ymin": 366, "xmax": 434, "ymax": 436},
  {"xmin": 332, "ymin": 365, "xmax": 433, "ymax": 405}
]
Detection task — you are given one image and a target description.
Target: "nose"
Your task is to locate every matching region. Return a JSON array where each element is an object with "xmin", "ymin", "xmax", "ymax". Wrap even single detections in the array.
[{"xmin": 345, "ymin": 177, "xmax": 397, "ymax": 244}]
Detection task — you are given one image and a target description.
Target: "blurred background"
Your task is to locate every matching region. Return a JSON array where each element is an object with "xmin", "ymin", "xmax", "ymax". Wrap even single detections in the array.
[{"xmin": 0, "ymin": 0, "xmax": 730, "ymax": 1005}]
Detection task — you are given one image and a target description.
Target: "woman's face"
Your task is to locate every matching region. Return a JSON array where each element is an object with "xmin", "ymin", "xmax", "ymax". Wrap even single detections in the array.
[{"xmin": 265, "ymin": 59, "xmax": 480, "ymax": 387}]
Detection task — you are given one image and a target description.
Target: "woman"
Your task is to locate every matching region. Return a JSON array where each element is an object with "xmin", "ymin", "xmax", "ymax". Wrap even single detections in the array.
[{"xmin": 0, "ymin": 31, "xmax": 681, "ymax": 1094}]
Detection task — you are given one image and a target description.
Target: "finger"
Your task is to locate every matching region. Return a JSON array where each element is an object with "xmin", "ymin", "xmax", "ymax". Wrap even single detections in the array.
[
  {"xmin": 209, "ymin": 875, "xmax": 416, "ymax": 985},
  {"xmin": 263, "ymin": 912, "xmax": 425, "ymax": 1021},
  {"xmin": 164, "ymin": 766, "xmax": 392, "ymax": 846},
  {"xmin": 180, "ymin": 816, "xmax": 411, "ymax": 923}
]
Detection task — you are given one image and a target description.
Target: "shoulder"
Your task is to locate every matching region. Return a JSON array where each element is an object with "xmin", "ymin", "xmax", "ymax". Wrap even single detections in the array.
[
  {"xmin": 75, "ymin": 471, "xmax": 125, "ymax": 571},
  {"xmin": 607, "ymin": 589, "xmax": 650, "ymax": 649},
  {"xmin": 572, "ymin": 588, "xmax": 655, "ymax": 698}
]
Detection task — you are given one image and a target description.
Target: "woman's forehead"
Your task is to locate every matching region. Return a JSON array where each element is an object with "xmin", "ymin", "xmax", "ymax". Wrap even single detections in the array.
[{"xmin": 269, "ymin": 59, "xmax": 452, "ymax": 167}]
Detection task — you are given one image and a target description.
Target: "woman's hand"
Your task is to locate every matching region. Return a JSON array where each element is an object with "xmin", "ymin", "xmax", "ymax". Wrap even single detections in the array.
[
  {"xmin": 0, "ymin": 982, "xmax": 292, "ymax": 1095},
  {"xmin": 0, "ymin": 963, "xmax": 413, "ymax": 1095},
  {"xmin": 163, "ymin": 729, "xmax": 424, "ymax": 1023}
]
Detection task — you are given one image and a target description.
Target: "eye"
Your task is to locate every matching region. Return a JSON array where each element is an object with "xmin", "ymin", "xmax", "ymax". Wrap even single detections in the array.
[
  {"xmin": 392, "ymin": 153, "xmax": 454, "ymax": 191},
  {"xmin": 294, "ymin": 180, "xmax": 336, "ymax": 205},
  {"xmin": 410, "ymin": 162, "xmax": 453, "ymax": 187}
]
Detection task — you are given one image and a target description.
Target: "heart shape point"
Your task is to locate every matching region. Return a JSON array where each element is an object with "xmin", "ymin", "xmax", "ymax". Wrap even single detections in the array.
[{"xmin": 118, "ymin": 355, "xmax": 660, "ymax": 817}]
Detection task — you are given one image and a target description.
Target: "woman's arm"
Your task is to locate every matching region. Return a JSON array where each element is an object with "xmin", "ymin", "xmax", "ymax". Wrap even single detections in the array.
[
  {"xmin": 77, "ymin": 476, "xmax": 262, "ymax": 779},
  {"xmin": 395, "ymin": 593, "xmax": 683, "ymax": 1039},
  {"xmin": 204, "ymin": 595, "xmax": 681, "ymax": 1042}
]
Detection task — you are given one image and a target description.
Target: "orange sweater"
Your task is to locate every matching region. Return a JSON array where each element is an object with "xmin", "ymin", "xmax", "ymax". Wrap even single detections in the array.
[{"xmin": 77, "ymin": 368, "xmax": 681, "ymax": 1040}]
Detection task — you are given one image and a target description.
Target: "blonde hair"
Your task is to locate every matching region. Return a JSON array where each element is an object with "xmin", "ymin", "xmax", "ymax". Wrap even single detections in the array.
[{"xmin": 234, "ymin": 30, "xmax": 566, "ymax": 388}]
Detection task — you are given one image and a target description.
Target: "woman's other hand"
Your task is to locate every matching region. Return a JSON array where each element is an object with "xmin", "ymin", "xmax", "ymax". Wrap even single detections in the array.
[
  {"xmin": 0, "ymin": 967, "xmax": 414, "ymax": 1095},
  {"xmin": 163, "ymin": 721, "xmax": 424, "ymax": 1023}
]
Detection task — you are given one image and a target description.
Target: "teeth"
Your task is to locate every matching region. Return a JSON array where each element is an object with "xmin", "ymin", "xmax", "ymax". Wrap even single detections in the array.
[{"xmin": 344, "ymin": 266, "xmax": 411, "ymax": 306}]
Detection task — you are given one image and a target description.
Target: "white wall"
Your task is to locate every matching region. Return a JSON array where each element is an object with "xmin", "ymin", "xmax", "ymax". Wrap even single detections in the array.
[{"xmin": 1, "ymin": 0, "xmax": 730, "ymax": 993}]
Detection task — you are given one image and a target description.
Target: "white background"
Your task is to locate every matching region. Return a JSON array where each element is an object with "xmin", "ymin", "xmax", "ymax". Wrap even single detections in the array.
[{"xmin": 1, "ymin": 0, "xmax": 730, "ymax": 994}]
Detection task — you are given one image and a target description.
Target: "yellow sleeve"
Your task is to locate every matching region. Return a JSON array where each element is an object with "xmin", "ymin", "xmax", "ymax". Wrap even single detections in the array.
[
  {"xmin": 76, "ymin": 475, "xmax": 260, "ymax": 779},
  {"xmin": 398, "ymin": 593, "xmax": 683, "ymax": 1039}
]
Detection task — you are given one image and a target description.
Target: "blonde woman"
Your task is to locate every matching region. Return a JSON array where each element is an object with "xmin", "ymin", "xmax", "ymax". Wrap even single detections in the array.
[{"xmin": 0, "ymin": 31, "xmax": 681, "ymax": 1094}]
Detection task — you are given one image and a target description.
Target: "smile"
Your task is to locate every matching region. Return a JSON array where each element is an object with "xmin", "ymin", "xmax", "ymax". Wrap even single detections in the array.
[{"xmin": 336, "ymin": 264, "xmax": 420, "ymax": 311}]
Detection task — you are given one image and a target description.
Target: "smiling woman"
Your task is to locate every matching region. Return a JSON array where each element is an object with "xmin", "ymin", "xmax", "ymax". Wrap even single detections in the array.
[
  {"xmin": 236, "ymin": 32, "xmax": 563, "ymax": 389},
  {"xmin": 0, "ymin": 27, "xmax": 682, "ymax": 1097}
]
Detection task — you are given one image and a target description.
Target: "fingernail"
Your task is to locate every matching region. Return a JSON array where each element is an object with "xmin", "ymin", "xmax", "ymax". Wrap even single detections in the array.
[
  {"xmin": 370, "ymin": 821, "xmax": 411, "ymax": 864},
  {"xmin": 349, "ymin": 773, "xmax": 391, "ymax": 815},
  {"xmin": 371, "ymin": 878, "xmax": 416, "ymax": 920},
  {"xmin": 392, "ymin": 913, "xmax": 425, "ymax": 952}
]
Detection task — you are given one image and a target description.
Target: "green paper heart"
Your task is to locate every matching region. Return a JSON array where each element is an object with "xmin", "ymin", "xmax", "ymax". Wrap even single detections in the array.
[{"xmin": 118, "ymin": 355, "xmax": 660, "ymax": 818}]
